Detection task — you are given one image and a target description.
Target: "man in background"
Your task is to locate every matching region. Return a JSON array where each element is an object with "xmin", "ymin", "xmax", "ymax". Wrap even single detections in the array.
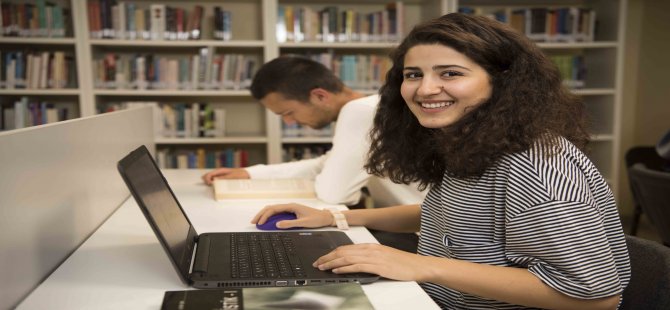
[{"xmin": 202, "ymin": 56, "xmax": 424, "ymax": 251}]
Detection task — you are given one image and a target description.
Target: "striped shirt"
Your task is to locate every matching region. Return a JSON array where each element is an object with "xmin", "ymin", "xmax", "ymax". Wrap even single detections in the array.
[{"xmin": 417, "ymin": 137, "xmax": 631, "ymax": 309}]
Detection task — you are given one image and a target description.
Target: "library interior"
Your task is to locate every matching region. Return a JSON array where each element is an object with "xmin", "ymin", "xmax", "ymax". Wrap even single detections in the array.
[{"xmin": 1, "ymin": 0, "xmax": 669, "ymax": 309}]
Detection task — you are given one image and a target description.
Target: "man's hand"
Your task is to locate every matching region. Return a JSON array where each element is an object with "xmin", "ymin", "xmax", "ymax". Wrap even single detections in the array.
[{"xmin": 201, "ymin": 168, "xmax": 251, "ymax": 185}]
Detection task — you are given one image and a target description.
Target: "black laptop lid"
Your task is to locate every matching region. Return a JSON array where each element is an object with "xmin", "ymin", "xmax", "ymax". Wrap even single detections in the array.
[{"xmin": 117, "ymin": 145, "xmax": 198, "ymax": 284}]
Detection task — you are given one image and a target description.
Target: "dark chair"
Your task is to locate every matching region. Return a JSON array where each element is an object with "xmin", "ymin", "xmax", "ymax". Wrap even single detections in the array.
[
  {"xmin": 621, "ymin": 235, "xmax": 670, "ymax": 309},
  {"xmin": 625, "ymin": 146, "xmax": 666, "ymax": 235},
  {"xmin": 627, "ymin": 163, "xmax": 670, "ymax": 246}
]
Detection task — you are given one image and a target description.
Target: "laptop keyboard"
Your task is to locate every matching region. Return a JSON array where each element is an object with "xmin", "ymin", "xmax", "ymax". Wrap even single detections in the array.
[{"xmin": 230, "ymin": 233, "xmax": 306, "ymax": 279}]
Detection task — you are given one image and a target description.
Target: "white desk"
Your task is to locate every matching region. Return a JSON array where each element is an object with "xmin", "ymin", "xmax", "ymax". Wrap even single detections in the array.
[{"xmin": 18, "ymin": 170, "xmax": 439, "ymax": 310}]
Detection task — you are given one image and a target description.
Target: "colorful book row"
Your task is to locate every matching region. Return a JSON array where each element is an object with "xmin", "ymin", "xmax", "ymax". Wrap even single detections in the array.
[
  {"xmin": 293, "ymin": 53, "xmax": 392, "ymax": 91},
  {"xmin": 283, "ymin": 145, "xmax": 331, "ymax": 162},
  {"xmin": 549, "ymin": 55, "xmax": 586, "ymax": 89},
  {"xmin": 87, "ymin": 1, "xmax": 231, "ymax": 41},
  {"xmin": 1, "ymin": 1, "xmax": 69, "ymax": 38},
  {"xmin": 156, "ymin": 147, "xmax": 249, "ymax": 169},
  {"xmin": 102, "ymin": 101, "xmax": 226, "ymax": 138},
  {"xmin": 277, "ymin": 1, "xmax": 403, "ymax": 43},
  {"xmin": 93, "ymin": 49, "xmax": 258, "ymax": 90},
  {"xmin": 1, "ymin": 51, "xmax": 76, "ymax": 89},
  {"xmin": 1, "ymin": 97, "xmax": 73, "ymax": 130},
  {"xmin": 459, "ymin": 6, "xmax": 597, "ymax": 42},
  {"xmin": 282, "ymin": 122, "xmax": 333, "ymax": 138}
]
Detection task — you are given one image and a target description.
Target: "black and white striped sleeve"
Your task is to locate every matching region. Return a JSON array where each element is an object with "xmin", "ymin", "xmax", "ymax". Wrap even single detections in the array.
[{"xmin": 505, "ymin": 199, "xmax": 627, "ymax": 299}]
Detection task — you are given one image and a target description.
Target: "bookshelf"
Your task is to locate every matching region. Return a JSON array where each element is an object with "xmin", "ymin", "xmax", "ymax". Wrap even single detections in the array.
[
  {"xmin": 451, "ymin": 0, "xmax": 627, "ymax": 198},
  {"xmin": 0, "ymin": 0, "xmax": 81, "ymax": 129},
  {"xmin": 271, "ymin": 0, "xmax": 449, "ymax": 161},
  {"xmin": 85, "ymin": 0, "xmax": 268, "ymax": 169},
  {"xmin": 0, "ymin": 0, "xmax": 627, "ymax": 198}
]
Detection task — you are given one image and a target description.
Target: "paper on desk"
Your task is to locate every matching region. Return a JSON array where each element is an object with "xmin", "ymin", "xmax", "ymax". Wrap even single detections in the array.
[{"xmin": 260, "ymin": 291, "xmax": 345, "ymax": 309}]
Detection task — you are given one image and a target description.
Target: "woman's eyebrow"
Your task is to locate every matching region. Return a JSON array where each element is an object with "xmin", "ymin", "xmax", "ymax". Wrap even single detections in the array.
[
  {"xmin": 403, "ymin": 65, "xmax": 472, "ymax": 71},
  {"xmin": 432, "ymin": 64, "xmax": 471, "ymax": 71}
]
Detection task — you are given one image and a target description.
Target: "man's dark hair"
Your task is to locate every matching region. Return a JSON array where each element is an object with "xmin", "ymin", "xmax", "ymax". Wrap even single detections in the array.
[{"xmin": 249, "ymin": 56, "xmax": 344, "ymax": 102}]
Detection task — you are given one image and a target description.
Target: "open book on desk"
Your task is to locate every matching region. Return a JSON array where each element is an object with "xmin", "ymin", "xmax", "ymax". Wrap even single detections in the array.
[
  {"xmin": 161, "ymin": 282, "xmax": 374, "ymax": 310},
  {"xmin": 213, "ymin": 178, "xmax": 317, "ymax": 200}
]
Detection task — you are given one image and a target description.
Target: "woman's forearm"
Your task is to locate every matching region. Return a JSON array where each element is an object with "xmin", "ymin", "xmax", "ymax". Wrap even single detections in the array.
[
  {"xmin": 343, "ymin": 204, "xmax": 421, "ymax": 233},
  {"xmin": 419, "ymin": 256, "xmax": 620, "ymax": 310}
]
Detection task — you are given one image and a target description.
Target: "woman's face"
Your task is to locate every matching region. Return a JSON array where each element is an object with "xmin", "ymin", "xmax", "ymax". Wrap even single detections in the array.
[{"xmin": 400, "ymin": 44, "xmax": 492, "ymax": 129}]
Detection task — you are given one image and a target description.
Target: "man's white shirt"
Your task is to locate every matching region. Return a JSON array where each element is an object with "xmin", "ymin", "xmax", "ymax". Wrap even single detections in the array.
[{"xmin": 246, "ymin": 95, "xmax": 425, "ymax": 206}]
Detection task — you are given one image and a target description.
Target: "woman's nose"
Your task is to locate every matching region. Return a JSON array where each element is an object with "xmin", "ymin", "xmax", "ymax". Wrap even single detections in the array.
[{"xmin": 417, "ymin": 77, "xmax": 443, "ymax": 96}]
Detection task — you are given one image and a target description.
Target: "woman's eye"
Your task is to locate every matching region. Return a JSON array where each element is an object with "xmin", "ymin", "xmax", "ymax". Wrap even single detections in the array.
[
  {"xmin": 442, "ymin": 71, "xmax": 463, "ymax": 78},
  {"xmin": 403, "ymin": 72, "xmax": 421, "ymax": 79}
]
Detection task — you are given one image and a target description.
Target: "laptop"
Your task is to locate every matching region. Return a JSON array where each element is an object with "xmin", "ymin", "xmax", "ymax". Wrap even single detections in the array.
[{"xmin": 117, "ymin": 145, "xmax": 379, "ymax": 289}]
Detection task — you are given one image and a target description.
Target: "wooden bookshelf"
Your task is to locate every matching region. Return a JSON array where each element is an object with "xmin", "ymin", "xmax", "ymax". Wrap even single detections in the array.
[
  {"xmin": 0, "ymin": 0, "xmax": 628, "ymax": 198},
  {"xmin": 0, "ymin": 0, "xmax": 81, "ymax": 130},
  {"xmin": 82, "ymin": 0, "xmax": 267, "ymax": 169},
  {"xmin": 453, "ymin": 0, "xmax": 627, "ymax": 198},
  {"xmin": 273, "ymin": 0, "xmax": 448, "ymax": 162}
]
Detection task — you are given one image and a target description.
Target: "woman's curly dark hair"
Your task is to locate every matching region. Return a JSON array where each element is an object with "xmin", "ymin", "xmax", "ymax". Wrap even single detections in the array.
[{"xmin": 366, "ymin": 13, "xmax": 590, "ymax": 190}]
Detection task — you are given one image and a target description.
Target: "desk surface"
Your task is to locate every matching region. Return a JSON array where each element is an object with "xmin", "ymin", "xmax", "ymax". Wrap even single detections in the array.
[{"xmin": 18, "ymin": 170, "xmax": 438, "ymax": 310}]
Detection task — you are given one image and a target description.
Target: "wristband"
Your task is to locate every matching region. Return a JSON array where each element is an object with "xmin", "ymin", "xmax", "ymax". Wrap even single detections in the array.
[{"xmin": 328, "ymin": 208, "xmax": 349, "ymax": 230}]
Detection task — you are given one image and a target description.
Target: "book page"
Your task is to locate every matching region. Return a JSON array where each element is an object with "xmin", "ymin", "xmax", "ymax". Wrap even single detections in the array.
[{"xmin": 214, "ymin": 178, "xmax": 316, "ymax": 200}]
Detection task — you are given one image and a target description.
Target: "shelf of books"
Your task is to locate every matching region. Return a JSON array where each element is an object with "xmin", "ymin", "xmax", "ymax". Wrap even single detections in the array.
[
  {"xmin": 454, "ymin": 0, "xmax": 626, "ymax": 189},
  {"xmin": 92, "ymin": 90, "xmax": 252, "ymax": 96},
  {"xmin": 0, "ymin": 0, "xmax": 627, "ymax": 195},
  {"xmin": 283, "ymin": 143, "xmax": 333, "ymax": 162},
  {"xmin": 0, "ymin": 0, "xmax": 80, "ymax": 131},
  {"xmin": 272, "ymin": 0, "xmax": 448, "ymax": 152},
  {"xmin": 83, "ymin": 0, "xmax": 268, "ymax": 170},
  {"xmin": 89, "ymin": 39, "xmax": 265, "ymax": 48},
  {"xmin": 85, "ymin": 0, "xmax": 261, "ymax": 41},
  {"xmin": 281, "ymin": 121, "xmax": 334, "ymax": 162},
  {"xmin": 155, "ymin": 144, "xmax": 266, "ymax": 170}
]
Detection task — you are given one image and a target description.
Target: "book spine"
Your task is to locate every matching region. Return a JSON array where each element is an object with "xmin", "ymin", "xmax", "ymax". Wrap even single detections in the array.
[
  {"xmin": 126, "ymin": 2, "xmax": 135, "ymax": 39},
  {"xmin": 149, "ymin": 4, "xmax": 165, "ymax": 40},
  {"xmin": 276, "ymin": 6, "xmax": 286, "ymax": 42},
  {"xmin": 188, "ymin": 5, "xmax": 202, "ymax": 40},
  {"xmin": 222, "ymin": 11, "xmax": 232, "ymax": 41},
  {"xmin": 36, "ymin": 0, "xmax": 47, "ymax": 36},
  {"xmin": 39, "ymin": 51, "xmax": 49, "ymax": 89}
]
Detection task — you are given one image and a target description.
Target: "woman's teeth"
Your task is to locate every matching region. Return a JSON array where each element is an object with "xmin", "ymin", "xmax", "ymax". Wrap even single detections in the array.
[{"xmin": 421, "ymin": 101, "xmax": 454, "ymax": 109}]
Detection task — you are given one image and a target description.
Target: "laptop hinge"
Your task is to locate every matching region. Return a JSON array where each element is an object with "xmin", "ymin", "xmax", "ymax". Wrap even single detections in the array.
[
  {"xmin": 188, "ymin": 238, "xmax": 198, "ymax": 275},
  {"xmin": 191, "ymin": 234, "xmax": 210, "ymax": 274}
]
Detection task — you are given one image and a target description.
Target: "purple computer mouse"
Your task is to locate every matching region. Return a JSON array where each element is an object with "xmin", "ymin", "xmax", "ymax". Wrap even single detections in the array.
[{"xmin": 256, "ymin": 212, "xmax": 301, "ymax": 230}]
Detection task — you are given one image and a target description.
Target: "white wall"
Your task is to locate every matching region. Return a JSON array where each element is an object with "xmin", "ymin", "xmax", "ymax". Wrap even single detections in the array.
[
  {"xmin": 619, "ymin": 0, "xmax": 670, "ymax": 216},
  {"xmin": 0, "ymin": 107, "xmax": 154, "ymax": 309}
]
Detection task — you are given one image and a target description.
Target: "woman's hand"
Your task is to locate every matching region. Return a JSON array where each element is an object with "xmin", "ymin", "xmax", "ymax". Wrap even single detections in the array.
[
  {"xmin": 313, "ymin": 243, "xmax": 432, "ymax": 282},
  {"xmin": 251, "ymin": 203, "xmax": 334, "ymax": 229}
]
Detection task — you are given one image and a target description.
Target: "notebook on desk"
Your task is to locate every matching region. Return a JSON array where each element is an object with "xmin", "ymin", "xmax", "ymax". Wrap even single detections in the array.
[{"xmin": 117, "ymin": 145, "xmax": 378, "ymax": 289}]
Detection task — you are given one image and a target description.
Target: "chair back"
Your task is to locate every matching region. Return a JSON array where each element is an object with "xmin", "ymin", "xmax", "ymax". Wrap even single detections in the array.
[
  {"xmin": 621, "ymin": 235, "xmax": 670, "ymax": 309},
  {"xmin": 625, "ymin": 146, "xmax": 665, "ymax": 170},
  {"xmin": 628, "ymin": 163, "xmax": 670, "ymax": 245}
]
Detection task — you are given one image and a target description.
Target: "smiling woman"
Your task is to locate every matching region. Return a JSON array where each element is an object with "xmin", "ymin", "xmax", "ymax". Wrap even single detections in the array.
[
  {"xmin": 253, "ymin": 12, "xmax": 632, "ymax": 310},
  {"xmin": 370, "ymin": 13, "xmax": 591, "ymax": 182},
  {"xmin": 400, "ymin": 44, "xmax": 492, "ymax": 129},
  {"xmin": 360, "ymin": 13, "xmax": 631, "ymax": 309}
]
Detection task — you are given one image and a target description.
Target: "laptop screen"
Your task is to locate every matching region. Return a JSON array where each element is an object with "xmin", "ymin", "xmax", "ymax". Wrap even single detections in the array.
[{"xmin": 117, "ymin": 146, "xmax": 197, "ymax": 282}]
